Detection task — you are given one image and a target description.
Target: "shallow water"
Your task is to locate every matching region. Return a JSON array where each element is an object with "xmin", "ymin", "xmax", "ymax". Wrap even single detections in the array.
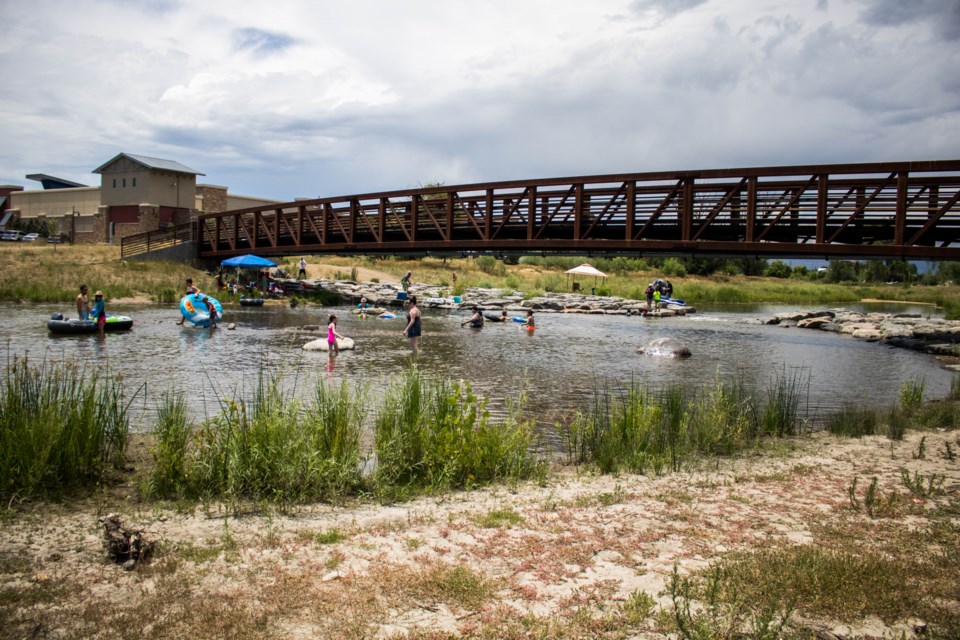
[{"xmin": 2, "ymin": 301, "xmax": 954, "ymax": 440}]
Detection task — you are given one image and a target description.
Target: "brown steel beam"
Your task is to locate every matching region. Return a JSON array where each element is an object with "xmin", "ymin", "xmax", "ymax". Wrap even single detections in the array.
[{"xmin": 195, "ymin": 160, "xmax": 960, "ymax": 261}]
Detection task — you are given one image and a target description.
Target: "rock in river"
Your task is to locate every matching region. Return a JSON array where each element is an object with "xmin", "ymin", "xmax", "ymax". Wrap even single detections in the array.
[{"xmin": 636, "ymin": 337, "xmax": 692, "ymax": 358}]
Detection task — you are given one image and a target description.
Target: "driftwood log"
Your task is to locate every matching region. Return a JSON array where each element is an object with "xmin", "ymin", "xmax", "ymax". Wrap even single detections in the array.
[{"xmin": 100, "ymin": 513, "xmax": 154, "ymax": 570}]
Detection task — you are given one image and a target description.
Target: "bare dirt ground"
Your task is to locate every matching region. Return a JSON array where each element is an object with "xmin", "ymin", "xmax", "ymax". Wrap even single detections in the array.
[
  {"xmin": 1, "ymin": 429, "xmax": 958, "ymax": 639},
  {"xmin": 302, "ymin": 263, "xmax": 399, "ymax": 283}
]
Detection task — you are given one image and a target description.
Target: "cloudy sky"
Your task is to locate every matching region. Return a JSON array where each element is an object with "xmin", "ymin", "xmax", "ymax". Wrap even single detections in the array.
[{"xmin": 1, "ymin": 0, "xmax": 958, "ymax": 201}]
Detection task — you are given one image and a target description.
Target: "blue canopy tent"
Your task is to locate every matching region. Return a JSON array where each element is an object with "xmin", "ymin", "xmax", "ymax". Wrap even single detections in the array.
[
  {"xmin": 221, "ymin": 254, "xmax": 277, "ymax": 268},
  {"xmin": 220, "ymin": 255, "xmax": 278, "ymax": 295}
]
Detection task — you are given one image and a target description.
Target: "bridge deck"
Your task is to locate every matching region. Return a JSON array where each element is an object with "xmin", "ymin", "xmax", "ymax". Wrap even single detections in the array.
[{"xmin": 195, "ymin": 160, "xmax": 960, "ymax": 260}]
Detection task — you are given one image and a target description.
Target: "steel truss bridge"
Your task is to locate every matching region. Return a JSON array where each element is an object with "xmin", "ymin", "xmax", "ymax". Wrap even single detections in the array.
[{"xmin": 195, "ymin": 160, "xmax": 960, "ymax": 261}]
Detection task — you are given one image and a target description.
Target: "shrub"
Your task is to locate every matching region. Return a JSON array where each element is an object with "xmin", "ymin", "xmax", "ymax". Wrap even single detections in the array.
[
  {"xmin": 764, "ymin": 260, "xmax": 792, "ymax": 278},
  {"xmin": 475, "ymin": 256, "xmax": 506, "ymax": 277},
  {"xmin": 661, "ymin": 258, "xmax": 687, "ymax": 277}
]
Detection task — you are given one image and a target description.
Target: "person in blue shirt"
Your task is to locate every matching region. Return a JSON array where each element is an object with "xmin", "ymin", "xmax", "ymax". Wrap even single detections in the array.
[{"xmin": 91, "ymin": 290, "xmax": 106, "ymax": 336}]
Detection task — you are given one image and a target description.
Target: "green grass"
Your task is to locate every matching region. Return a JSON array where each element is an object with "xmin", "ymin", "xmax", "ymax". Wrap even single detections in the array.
[
  {"xmin": 373, "ymin": 366, "xmax": 542, "ymax": 499},
  {"xmin": 563, "ymin": 372, "xmax": 808, "ymax": 474},
  {"xmin": 0, "ymin": 244, "xmax": 206, "ymax": 304},
  {"xmin": 472, "ymin": 507, "xmax": 525, "ymax": 528},
  {"xmin": 145, "ymin": 375, "xmax": 366, "ymax": 505},
  {"xmin": 0, "ymin": 356, "xmax": 136, "ymax": 500},
  {"xmin": 825, "ymin": 405, "xmax": 880, "ymax": 437}
]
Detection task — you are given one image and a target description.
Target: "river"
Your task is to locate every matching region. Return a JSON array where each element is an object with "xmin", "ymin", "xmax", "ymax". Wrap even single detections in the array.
[{"xmin": 2, "ymin": 301, "xmax": 955, "ymax": 435}]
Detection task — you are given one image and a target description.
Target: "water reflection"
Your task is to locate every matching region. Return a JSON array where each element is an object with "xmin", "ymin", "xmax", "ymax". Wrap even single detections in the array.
[{"xmin": 4, "ymin": 301, "xmax": 955, "ymax": 434}]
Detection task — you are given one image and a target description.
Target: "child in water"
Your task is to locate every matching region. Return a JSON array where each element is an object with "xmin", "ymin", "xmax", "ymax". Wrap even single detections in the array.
[
  {"xmin": 202, "ymin": 296, "xmax": 219, "ymax": 331},
  {"xmin": 522, "ymin": 309, "xmax": 535, "ymax": 330},
  {"xmin": 327, "ymin": 314, "xmax": 345, "ymax": 354}
]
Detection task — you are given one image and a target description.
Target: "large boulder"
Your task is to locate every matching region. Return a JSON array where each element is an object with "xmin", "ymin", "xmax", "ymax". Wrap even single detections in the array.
[
  {"xmin": 303, "ymin": 336, "xmax": 356, "ymax": 351},
  {"xmin": 636, "ymin": 337, "xmax": 692, "ymax": 358}
]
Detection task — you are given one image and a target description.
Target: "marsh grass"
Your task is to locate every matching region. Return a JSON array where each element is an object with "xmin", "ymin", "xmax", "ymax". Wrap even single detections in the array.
[
  {"xmin": 826, "ymin": 377, "xmax": 958, "ymax": 441},
  {"xmin": 826, "ymin": 405, "xmax": 880, "ymax": 437},
  {"xmin": 373, "ymin": 366, "xmax": 541, "ymax": 498},
  {"xmin": 0, "ymin": 356, "xmax": 135, "ymax": 500},
  {"xmin": 146, "ymin": 375, "xmax": 366, "ymax": 505},
  {"xmin": 564, "ymin": 371, "xmax": 808, "ymax": 473}
]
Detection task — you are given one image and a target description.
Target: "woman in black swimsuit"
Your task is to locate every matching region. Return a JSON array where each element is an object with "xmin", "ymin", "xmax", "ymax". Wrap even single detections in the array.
[{"xmin": 402, "ymin": 295, "xmax": 422, "ymax": 356}]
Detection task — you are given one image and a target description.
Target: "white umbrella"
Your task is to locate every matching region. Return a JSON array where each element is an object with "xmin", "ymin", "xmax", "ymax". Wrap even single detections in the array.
[{"xmin": 565, "ymin": 263, "xmax": 607, "ymax": 291}]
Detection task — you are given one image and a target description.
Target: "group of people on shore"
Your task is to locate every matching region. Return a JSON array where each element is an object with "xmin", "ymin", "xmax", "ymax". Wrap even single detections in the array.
[{"xmin": 644, "ymin": 279, "xmax": 674, "ymax": 311}]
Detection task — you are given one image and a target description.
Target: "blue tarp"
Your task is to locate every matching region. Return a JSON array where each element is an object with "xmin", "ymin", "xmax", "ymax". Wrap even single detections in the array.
[{"xmin": 220, "ymin": 254, "xmax": 277, "ymax": 268}]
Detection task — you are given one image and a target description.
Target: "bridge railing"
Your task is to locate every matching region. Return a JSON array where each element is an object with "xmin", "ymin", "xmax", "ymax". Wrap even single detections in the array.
[
  {"xmin": 196, "ymin": 160, "xmax": 960, "ymax": 260},
  {"xmin": 120, "ymin": 222, "xmax": 195, "ymax": 259}
]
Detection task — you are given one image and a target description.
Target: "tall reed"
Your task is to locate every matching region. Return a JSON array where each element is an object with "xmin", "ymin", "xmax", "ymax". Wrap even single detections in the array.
[
  {"xmin": 152, "ymin": 374, "xmax": 366, "ymax": 504},
  {"xmin": 144, "ymin": 390, "xmax": 190, "ymax": 498},
  {"xmin": 373, "ymin": 367, "xmax": 539, "ymax": 496},
  {"xmin": 0, "ymin": 356, "xmax": 133, "ymax": 500},
  {"xmin": 757, "ymin": 367, "xmax": 809, "ymax": 437},
  {"xmin": 565, "ymin": 372, "xmax": 809, "ymax": 474}
]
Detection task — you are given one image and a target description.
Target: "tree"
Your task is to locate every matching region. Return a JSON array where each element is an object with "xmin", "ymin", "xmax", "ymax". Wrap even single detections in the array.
[
  {"xmin": 827, "ymin": 260, "xmax": 858, "ymax": 283},
  {"xmin": 764, "ymin": 260, "xmax": 792, "ymax": 278}
]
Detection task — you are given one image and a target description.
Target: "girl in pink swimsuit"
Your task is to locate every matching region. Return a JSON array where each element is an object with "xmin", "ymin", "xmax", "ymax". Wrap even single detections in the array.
[{"xmin": 327, "ymin": 314, "xmax": 344, "ymax": 354}]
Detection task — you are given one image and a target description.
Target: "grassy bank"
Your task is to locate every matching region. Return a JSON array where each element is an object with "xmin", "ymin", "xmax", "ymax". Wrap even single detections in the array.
[
  {"xmin": 0, "ymin": 243, "xmax": 205, "ymax": 304},
  {"xmin": 1, "ymin": 357, "xmax": 949, "ymax": 508},
  {"xmin": 279, "ymin": 254, "xmax": 960, "ymax": 311},
  {"xmin": 4, "ymin": 244, "xmax": 960, "ymax": 313}
]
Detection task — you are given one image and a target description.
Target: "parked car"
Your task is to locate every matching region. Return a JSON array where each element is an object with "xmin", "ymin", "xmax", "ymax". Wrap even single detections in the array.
[
  {"xmin": 23, "ymin": 233, "xmax": 40, "ymax": 242},
  {"xmin": 47, "ymin": 235, "xmax": 64, "ymax": 244},
  {"xmin": 1, "ymin": 230, "xmax": 24, "ymax": 241}
]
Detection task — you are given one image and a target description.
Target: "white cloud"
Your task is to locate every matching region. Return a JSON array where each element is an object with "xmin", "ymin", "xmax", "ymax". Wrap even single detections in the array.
[{"xmin": 0, "ymin": 0, "xmax": 957, "ymax": 199}]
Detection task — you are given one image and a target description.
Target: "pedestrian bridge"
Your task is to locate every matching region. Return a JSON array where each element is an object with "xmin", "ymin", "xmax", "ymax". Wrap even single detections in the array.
[{"xmin": 190, "ymin": 160, "xmax": 960, "ymax": 261}]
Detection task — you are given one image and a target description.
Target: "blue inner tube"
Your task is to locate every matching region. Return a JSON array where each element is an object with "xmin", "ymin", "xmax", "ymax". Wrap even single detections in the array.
[
  {"xmin": 180, "ymin": 294, "xmax": 223, "ymax": 327},
  {"xmin": 512, "ymin": 316, "xmax": 526, "ymax": 323}
]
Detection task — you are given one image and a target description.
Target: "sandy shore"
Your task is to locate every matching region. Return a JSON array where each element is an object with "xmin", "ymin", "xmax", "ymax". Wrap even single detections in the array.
[{"xmin": 1, "ymin": 428, "xmax": 958, "ymax": 639}]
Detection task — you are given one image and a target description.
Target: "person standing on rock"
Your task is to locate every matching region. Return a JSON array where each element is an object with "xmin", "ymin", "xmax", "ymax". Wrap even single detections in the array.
[
  {"xmin": 400, "ymin": 271, "xmax": 412, "ymax": 292},
  {"xmin": 402, "ymin": 295, "xmax": 422, "ymax": 356},
  {"xmin": 298, "ymin": 257, "xmax": 307, "ymax": 280},
  {"xmin": 653, "ymin": 288, "xmax": 661, "ymax": 310},
  {"xmin": 645, "ymin": 283, "xmax": 654, "ymax": 311}
]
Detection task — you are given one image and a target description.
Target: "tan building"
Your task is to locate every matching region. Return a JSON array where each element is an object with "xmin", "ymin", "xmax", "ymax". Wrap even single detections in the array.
[{"xmin": 5, "ymin": 152, "xmax": 281, "ymax": 244}]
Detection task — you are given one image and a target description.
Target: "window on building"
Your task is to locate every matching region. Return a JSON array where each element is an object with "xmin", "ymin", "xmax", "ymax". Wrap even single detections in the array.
[
  {"xmin": 112, "ymin": 179, "xmax": 116, "ymax": 188},
  {"xmin": 122, "ymin": 178, "xmax": 126, "ymax": 187},
  {"xmin": 132, "ymin": 177, "xmax": 136, "ymax": 187}
]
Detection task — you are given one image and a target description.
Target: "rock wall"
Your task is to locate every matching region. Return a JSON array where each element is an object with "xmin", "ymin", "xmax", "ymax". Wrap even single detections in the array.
[
  {"xmin": 762, "ymin": 309, "xmax": 960, "ymax": 356},
  {"xmin": 288, "ymin": 278, "xmax": 694, "ymax": 317}
]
